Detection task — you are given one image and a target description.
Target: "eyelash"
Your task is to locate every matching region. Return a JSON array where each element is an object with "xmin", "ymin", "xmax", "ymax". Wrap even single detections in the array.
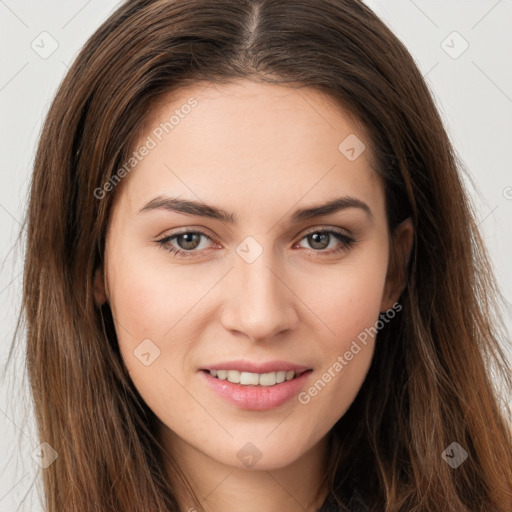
[{"xmin": 155, "ymin": 227, "xmax": 356, "ymax": 259}]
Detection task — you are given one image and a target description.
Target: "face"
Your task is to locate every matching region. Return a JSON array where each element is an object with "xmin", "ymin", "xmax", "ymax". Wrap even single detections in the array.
[{"xmin": 97, "ymin": 79, "xmax": 412, "ymax": 473}]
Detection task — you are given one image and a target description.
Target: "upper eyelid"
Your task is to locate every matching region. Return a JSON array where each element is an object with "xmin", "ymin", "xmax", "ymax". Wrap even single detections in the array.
[{"xmin": 296, "ymin": 225, "xmax": 352, "ymax": 238}]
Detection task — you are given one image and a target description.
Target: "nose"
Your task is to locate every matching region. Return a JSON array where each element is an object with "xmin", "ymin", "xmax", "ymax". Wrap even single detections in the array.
[{"xmin": 219, "ymin": 244, "xmax": 299, "ymax": 342}]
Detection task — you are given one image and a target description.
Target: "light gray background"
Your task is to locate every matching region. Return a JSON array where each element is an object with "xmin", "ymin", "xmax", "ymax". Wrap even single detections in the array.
[{"xmin": 1, "ymin": 1, "xmax": 511, "ymax": 510}]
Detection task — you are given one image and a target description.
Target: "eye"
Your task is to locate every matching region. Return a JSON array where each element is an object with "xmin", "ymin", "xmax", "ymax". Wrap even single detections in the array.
[
  {"xmin": 156, "ymin": 230, "xmax": 215, "ymax": 259},
  {"xmin": 295, "ymin": 228, "xmax": 355, "ymax": 256},
  {"xmin": 155, "ymin": 227, "xmax": 356, "ymax": 259}
]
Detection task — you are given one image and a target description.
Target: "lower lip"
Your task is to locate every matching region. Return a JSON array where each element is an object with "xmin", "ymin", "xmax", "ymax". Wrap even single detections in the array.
[{"xmin": 200, "ymin": 370, "xmax": 312, "ymax": 410}]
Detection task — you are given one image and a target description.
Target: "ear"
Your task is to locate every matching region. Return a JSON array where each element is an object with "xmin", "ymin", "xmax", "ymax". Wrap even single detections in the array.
[
  {"xmin": 93, "ymin": 267, "xmax": 108, "ymax": 306},
  {"xmin": 380, "ymin": 217, "xmax": 414, "ymax": 312}
]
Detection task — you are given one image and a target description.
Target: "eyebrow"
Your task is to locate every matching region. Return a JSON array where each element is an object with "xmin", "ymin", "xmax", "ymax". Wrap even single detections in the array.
[{"xmin": 138, "ymin": 194, "xmax": 373, "ymax": 223}]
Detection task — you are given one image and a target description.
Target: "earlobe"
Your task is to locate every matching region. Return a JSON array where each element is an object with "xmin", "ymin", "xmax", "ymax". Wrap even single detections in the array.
[
  {"xmin": 380, "ymin": 217, "xmax": 414, "ymax": 312},
  {"xmin": 93, "ymin": 267, "xmax": 108, "ymax": 306}
]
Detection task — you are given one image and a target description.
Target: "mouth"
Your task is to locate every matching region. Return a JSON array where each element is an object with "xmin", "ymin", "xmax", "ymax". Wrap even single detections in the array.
[
  {"xmin": 203, "ymin": 368, "xmax": 310, "ymax": 387},
  {"xmin": 199, "ymin": 364, "xmax": 313, "ymax": 410}
]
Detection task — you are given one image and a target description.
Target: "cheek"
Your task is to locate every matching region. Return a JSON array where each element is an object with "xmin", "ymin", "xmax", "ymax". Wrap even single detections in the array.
[
  {"xmin": 105, "ymin": 248, "xmax": 231, "ymax": 386},
  {"xmin": 297, "ymin": 247, "xmax": 389, "ymax": 344},
  {"xmin": 105, "ymin": 254, "xmax": 200, "ymax": 421},
  {"xmin": 106, "ymin": 247, "xmax": 212, "ymax": 338},
  {"xmin": 292, "ymin": 248, "xmax": 388, "ymax": 414},
  {"xmin": 105, "ymin": 250, "xmax": 170, "ymax": 376}
]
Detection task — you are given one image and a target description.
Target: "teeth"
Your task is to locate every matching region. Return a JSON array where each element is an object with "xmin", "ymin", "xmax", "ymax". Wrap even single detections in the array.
[
  {"xmin": 240, "ymin": 372, "xmax": 260, "ymax": 385},
  {"xmin": 227, "ymin": 370, "xmax": 240, "ymax": 383},
  {"xmin": 209, "ymin": 369, "xmax": 296, "ymax": 386}
]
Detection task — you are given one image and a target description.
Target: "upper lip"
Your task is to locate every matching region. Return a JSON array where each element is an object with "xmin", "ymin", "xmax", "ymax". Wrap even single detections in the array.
[{"xmin": 201, "ymin": 359, "xmax": 311, "ymax": 374}]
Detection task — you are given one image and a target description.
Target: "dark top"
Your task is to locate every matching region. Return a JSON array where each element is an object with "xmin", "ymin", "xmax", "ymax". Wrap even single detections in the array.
[
  {"xmin": 317, "ymin": 493, "xmax": 341, "ymax": 511},
  {"xmin": 317, "ymin": 488, "xmax": 370, "ymax": 512}
]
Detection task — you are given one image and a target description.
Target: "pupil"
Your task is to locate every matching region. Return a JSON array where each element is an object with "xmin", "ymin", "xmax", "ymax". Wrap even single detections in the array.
[
  {"xmin": 309, "ymin": 232, "xmax": 329, "ymax": 250},
  {"xmin": 179, "ymin": 233, "xmax": 200, "ymax": 250}
]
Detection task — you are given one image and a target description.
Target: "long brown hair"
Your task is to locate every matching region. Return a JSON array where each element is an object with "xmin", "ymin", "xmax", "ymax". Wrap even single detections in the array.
[{"xmin": 9, "ymin": 0, "xmax": 512, "ymax": 510}]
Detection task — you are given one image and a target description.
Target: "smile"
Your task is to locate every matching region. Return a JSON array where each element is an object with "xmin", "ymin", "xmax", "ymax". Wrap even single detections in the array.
[
  {"xmin": 201, "ymin": 369, "xmax": 312, "ymax": 410},
  {"xmin": 208, "ymin": 369, "xmax": 297, "ymax": 386}
]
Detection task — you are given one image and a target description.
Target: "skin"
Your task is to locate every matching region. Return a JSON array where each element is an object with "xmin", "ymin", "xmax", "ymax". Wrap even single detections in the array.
[{"xmin": 94, "ymin": 79, "xmax": 413, "ymax": 512}]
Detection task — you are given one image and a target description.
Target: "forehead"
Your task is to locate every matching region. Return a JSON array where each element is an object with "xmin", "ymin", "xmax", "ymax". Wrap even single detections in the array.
[
  {"xmin": 138, "ymin": 79, "xmax": 373, "ymax": 158},
  {"xmin": 114, "ymin": 79, "xmax": 384, "ymax": 221}
]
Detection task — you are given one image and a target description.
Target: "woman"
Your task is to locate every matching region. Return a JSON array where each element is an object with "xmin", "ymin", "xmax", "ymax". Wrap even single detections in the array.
[{"xmin": 15, "ymin": 0, "xmax": 512, "ymax": 510}]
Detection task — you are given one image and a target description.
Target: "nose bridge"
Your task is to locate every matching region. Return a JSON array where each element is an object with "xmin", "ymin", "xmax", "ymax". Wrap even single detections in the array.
[{"xmin": 220, "ymin": 235, "xmax": 297, "ymax": 340}]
